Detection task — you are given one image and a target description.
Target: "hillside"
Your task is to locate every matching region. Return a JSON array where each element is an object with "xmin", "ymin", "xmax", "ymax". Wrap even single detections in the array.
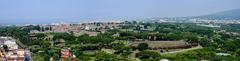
[{"xmin": 196, "ymin": 9, "xmax": 240, "ymax": 20}]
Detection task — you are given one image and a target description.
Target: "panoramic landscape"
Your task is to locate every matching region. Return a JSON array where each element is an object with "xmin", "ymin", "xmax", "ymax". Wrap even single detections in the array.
[{"xmin": 0, "ymin": 0, "xmax": 240, "ymax": 61}]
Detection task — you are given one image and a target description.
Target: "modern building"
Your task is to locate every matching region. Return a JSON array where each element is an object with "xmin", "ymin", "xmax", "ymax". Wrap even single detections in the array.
[{"xmin": 0, "ymin": 37, "xmax": 32, "ymax": 61}]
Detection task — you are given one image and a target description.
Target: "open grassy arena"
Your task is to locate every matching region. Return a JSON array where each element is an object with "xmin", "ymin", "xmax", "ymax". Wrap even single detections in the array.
[{"xmin": 129, "ymin": 41, "xmax": 189, "ymax": 48}]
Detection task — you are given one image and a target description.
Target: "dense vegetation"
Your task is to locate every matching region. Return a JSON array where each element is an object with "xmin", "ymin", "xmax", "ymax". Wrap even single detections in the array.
[{"xmin": 1, "ymin": 22, "xmax": 240, "ymax": 61}]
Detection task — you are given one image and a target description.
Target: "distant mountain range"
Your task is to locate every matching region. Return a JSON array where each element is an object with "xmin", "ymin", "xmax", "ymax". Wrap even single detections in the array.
[
  {"xmin": 193, "ymin": 9, "xmax": 240, "ymax": 20},
  {"xmin": 145, "ymin": 9, "xmax": 240, "ymax": 22}
]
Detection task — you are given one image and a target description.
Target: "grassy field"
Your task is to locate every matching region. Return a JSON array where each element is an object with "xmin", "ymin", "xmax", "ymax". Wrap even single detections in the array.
[{"xmin": 129, "ymin": 41, "xmax": 189, "ymax": 48}]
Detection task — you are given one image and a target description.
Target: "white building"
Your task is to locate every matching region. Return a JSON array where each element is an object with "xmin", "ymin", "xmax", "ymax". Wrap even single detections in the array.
[{"xmin": 0, "ymin": 37, "xmax": 18, "ymax": 50}]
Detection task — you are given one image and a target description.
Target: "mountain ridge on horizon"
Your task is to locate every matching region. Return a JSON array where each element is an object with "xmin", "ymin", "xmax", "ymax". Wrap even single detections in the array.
[
  {"xmin": 141, "ymin": 8, "xmax": 240, "ymax": 21},
  {"xmin": 192, "ymin": 8, "xmax": 240, "ymax": 20}
]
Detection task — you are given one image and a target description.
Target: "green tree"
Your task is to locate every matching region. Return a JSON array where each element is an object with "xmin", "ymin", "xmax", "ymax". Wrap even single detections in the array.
[
  {"xmin": 32, "ymin": 55, "xmax": 45, "ymax": 61},
  {"xmin": 223, "ymin": 40, "xmax": 237, "ymax": 51},
  {"xmin": 175, "ymin": 49, "xmax": 215, "ymax": 60},
  {"xmin": 236, "ymin": 49, "xmax": 240, "ymax": 57},
  {"xmin": 137, "ymin": 43, "xmax": 148, "ymax": 51},
  {"xmin": 135, "ymin": 25, "xmax": 142, "ymax": 32},
  {"xmin": 95, "ymin": 51, "xmax": 127, "ymax": 61},
  {"xmin": 132, "ymin": 21, "xmax": 137, "ymax": 24},
  {"xmin": 136, "ymin": 50, "xmax": 160, "ymax": 59},
  {"xmin": 111, "ymin": 42, "xmax": 125, "ymax": 50},
  {"xmin": 3, "ymin": 45, "xmax": 8, "ymax": 52}
]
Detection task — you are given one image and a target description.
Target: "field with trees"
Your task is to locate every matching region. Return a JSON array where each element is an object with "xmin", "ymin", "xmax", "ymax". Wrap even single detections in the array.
[{"xmin": 1, "ymin": 21, "xmax": 240, "ymax": 61}]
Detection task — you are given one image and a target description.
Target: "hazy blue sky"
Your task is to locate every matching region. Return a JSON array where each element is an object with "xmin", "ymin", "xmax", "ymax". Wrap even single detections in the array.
[{"xmin": 0, "ymin": 0, "xmax": 240, "ymax": 24}]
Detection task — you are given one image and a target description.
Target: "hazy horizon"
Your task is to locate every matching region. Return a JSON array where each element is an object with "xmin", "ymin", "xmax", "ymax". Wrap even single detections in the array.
[{"xmin": 0, "ymin": 0, "xmax": 240, "ymax": 24}]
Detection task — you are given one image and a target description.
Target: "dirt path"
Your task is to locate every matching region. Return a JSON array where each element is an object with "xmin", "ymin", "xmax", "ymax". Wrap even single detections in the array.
[{"xmin": 161, "ymin": 45, "xmax": 203, "ymax": 55}]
